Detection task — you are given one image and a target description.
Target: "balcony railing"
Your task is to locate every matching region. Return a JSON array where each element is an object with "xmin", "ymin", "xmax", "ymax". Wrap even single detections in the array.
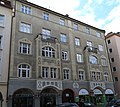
[
  {"xmin": 84, "ymin": 46, "xmax": 98, "ymax": 54},
  {"xmin": 41, "ymin": 34, "xmax": 56, "ymax": 43}
]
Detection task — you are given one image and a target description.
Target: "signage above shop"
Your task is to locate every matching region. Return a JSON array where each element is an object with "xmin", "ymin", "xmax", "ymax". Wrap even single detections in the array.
[
  {"xmin": 105, "ymin": 89, "xmax": 114, "ymax": 94},
  {"xmin": 79, "ymin": 89, "xmax": 89, "ymax": 95}
]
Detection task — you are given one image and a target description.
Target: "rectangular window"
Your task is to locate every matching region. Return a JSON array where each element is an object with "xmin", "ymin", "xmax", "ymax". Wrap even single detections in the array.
[
  {"xmin": 75, "ymin": 38, "xmax": 80, "ymax": 46},
  {"xmin": 63, "ymin": 69, "xmax": 69, "ymax": 80},
  {"xmin": 20, "ymin": 42, "xmax": 31, "ymax": 54},
  {"xmin": 59, "ymin": 18, "xmax": 65, "ymax": 26},
  {"xmin": 114, "ymin": 77, "xmax": 118, "ymax": 82},
  {"xmin": 107, "ymin": 40, "xmax": 111, "ymax": 44},
  {"xmin": 109, "ymin": 48, "xmax": 112, "ymax": 53},
  {"xmin": 73, "ymin": 23, "xmax": 78, "ymax": 30},
  {"xmin": 62, "ymin": 51, "xmax": 68, "ymax": 60},
  {"xmin": 0, "ymin": 14, "xmax": 4, "ymax": 27},
  {"xmin": 60, "ymin": 33, "xmax": 67, "ymax": 43},
  {"xmin": 96, "ymin": 32, "xmax": 101, "ymax": 37},
  {"xmin": 50, "ymin": 68, "xmax": 57, "ymax": 79},
  {"xmin": 43, "ymin": 13, "xmax": 49, "ymax": 20},
  {"xmin": 101, "ymin": 59, "xmax": 107, "ymax": 66},
  {"xmin": 42, "ymin": 28, "xmax": 51, "ymax": 39},
  {"xmin": 0, "ymin": 36, "xmax": 2, "ymax": 49},
  {"xmin": 78, "ymin": 71, "xmax": 84, "ymax": 80},
  {"xmin": 42, "ymin": 67, "xmax": 49, "ymax": 78},
  {"xmin": 87, "ymin": 41, "xmax": 92, "ymax": 47},
  {"xmin": 111, "ymin": 58, "xmax": 114, "ymax": 62},
  {"xmin": 86, "ymin": 27, "xmax": 90, "ymax": 34},
  {"xmin": 20, "ymin": 22, "xmax": 31, "ymax": 33},
  {"xmin": 113, "ymin": 67, "xmax": 116, "ymax": 71},
  {"xmin": 98, "ymin": 45, "xmax": 103, "ymax": 51},
  {"xmin": 21, "ymin": 5, "xmax": 31, "ymax": 14},
  {"xmin": 77, "ymin": 54, "xmax": 82, "ymax": 62}
]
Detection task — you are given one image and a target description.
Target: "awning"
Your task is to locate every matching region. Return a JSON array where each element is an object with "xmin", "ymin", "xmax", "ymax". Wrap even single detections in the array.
[
  {"xmin": 105, "ymin": 89, "xmax": 114, "ymax": 94},
  {"xmin": 93, "ymin": 89, "xmax": 102, "ymax": 95},
  {"xmin": 79, "ymin": 89, "xmax": 89, "ymax": 95}
]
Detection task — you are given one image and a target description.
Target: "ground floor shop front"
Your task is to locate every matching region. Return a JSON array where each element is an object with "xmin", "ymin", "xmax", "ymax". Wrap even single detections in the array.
[{"xmin": 7, "ymin": 79, "xmax": 115, "ymax": 107}]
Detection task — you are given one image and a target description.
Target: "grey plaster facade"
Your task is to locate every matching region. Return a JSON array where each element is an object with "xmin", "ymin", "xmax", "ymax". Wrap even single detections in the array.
[{"xmin": 8, "ymin": 0, "xmax": 114, "ymax": 107}]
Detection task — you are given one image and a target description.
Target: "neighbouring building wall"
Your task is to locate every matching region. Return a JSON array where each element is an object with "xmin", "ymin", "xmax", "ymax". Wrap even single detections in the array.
[{"xmin": 0, "ymin": 0, "xmax": 12, "ymax": 107}]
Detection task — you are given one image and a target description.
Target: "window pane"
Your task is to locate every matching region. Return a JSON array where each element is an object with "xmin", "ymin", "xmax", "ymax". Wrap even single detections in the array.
[
  {"xmin": 60, "ymin": 34, "xmax": 67, "ymax": 42},
  {"xmin": 20, "ymin": 22, "xmax": 31, "ymax": 33},
  {"xmin": 75, "ymin": 38, "xmax": 80, "ymax": 46},
  {"xmin": 0, "ymin": 15, "xmax": 4, "ymax": 26}
]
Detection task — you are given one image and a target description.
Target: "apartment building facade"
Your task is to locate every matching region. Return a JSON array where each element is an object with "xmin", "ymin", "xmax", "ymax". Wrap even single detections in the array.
[
  {"xmin": 7, "ymin": 0, "xmax": 114, "ymax": 107},
  {"xmin": 0, "ymin": 0, "xmax": 12, "ymax": 107},
  {"xmin": 105, "ymin": 32, "xmax": 120, "ymax": 98}
]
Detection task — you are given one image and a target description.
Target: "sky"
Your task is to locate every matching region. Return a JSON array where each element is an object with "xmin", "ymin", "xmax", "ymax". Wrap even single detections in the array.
[{"xmin": 28, "ymin": 0, "xmax": 120, "ymax": 34}]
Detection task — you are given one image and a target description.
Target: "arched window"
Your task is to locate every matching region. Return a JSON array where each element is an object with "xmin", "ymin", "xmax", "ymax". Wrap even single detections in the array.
[
  {"xmin": 89, "ymin": 55, "xmax": 98, "ymax": 64},
  {"xmin": 42, "ymin": 46, "xmax": 55, "ymax": 58},
  {"xmin": 18, "ymin": 64, "xmax": 30, "ymax": 78}
]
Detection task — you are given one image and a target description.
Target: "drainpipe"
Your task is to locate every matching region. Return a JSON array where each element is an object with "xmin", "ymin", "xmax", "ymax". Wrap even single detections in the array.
[{"xmin": 6, "ymin": 0, "xmax": 16, "ymax": 103}]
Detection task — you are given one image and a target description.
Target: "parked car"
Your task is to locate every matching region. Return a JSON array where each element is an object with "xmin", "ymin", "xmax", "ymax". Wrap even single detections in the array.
[
  {"xmin": 84, "ymin": 102, "xmax": 96, "ymax": 107},
  {"xmin": 54, "ymin": 102, "xmax": 79, "ymax": 107},
  {"xmin": 106, "ymin": 99, "xmax": 120, "ymax": 107},
  {"xmin": 77, "ymin": 102, "xmax": 96, "ymax": 107}
]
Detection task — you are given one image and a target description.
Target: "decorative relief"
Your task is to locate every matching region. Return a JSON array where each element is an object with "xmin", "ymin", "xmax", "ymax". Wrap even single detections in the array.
[
  {"xmin": 90, "ymin": 82, "xmax": 105, "ymax": 90},
  {"xmin": 38, "ymin": 57, "xmax": 41, "ymax": 64},
  {"xmin": 37, "ymin": 80, "xmax": 62, "ymax": 90}
]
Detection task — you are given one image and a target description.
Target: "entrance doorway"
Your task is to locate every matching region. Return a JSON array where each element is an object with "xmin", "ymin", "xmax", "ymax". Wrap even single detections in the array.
[
  {"xmin": 62, "ymin": 89, "xmax": 74, "ymax": 103},
  {"xmin": 40, "ymin": 88, "xmax": 57, "ymax": 107},
  {"xmin": 12, "ymin": 88, "xmax": 33, "ymax": 107}
]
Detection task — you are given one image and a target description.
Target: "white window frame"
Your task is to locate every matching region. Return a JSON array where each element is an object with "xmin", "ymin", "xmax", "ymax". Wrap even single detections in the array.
[
  {"xmin": 96, "ymin": 32, "xmax": 101, "ymax": 37},
  {"xmin": 0, "ymin": 14, "xmax": 4, "ymax": 27},
  {"xmin": 73, "ymin": 23, "xmax": 78, "ymax": 30},
  {"xmin": 43, "ymin": 13, "xmax": 49, "ymax": 20},
  {"xmin": 18, "ymin": 64, "xmax": 30, "ymax": 78},
  {"xmin": 104, "ymin": 72, "xmax": 109, "ymax": 82},
  {"xmin": 62, "ymin": 51, "xmax": 68, "ymax": 60},
  {"xmin": 75, "ymin": 38, "xmax": 80, "ymax": 46},
  {"xmin": 98, "ymin": 45, "xmax": 103, "ymax": 51},
  {"xmin": 60, "ymin": 33, "xmax": 67, "ymax": 43},
  {"xmin": 20, "ymin": 22, "xmax": 31, "ymax": 33},
  {"xmin": 19, "ymin": 42, "xmax": 31, "ymax": 54},
  {"xmin": 87, "ymin": 41, "xmax": 92, "ymax": 47},
  {"xmin": 42, "ymin": 47, "xmax": 55, "ymax": 58},
  {"xmin": 78, "ymin": 71, "xmax": 85, "ymax": 80},
  {"xmin": 42, "ymin": 67, "xmax": 49, "ymax": 78},
  {"xmin": 50, "ymin": 68, "xmax": 57, "ymax": 79},
  {"xmin": 60, "ymin": 18, "xmax": 65, "ymax": 26},
  {"xmin": 101, "ymin": 58, "xmax": 107, "ymax": 66},
  {"xmin": 21, "ymin": 5, "xmax": 31, "ymax": 14},
  {"xmin": 77, "ymin": 53, "xmax": 82, "ymax": 63},
  {"xmin": 86, "ymin": 27, "xmax": 90, "ymax": 34},
  {"xmin": 91, "ymin": 71, "xmax": 101, "ymax": 81},
  {"xmin": 63, "ymin": 69, "xmax": 70, "ymax": 80}
]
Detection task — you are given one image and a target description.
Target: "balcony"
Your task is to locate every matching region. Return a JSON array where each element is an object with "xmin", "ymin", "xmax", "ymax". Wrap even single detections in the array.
[
  {"xmin": 88, "ymin": 47, "xmax": 98, "ymax": 53},
  {"xmin": 41, "ymin": 34, "xmax": 56, "ymax": 43}
]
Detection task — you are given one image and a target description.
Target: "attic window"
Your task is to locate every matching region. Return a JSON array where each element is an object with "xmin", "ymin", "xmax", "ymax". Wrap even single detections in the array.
[{"xmin": 0, "ymin": 1, "xmax": 5, "ymax": 5}]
